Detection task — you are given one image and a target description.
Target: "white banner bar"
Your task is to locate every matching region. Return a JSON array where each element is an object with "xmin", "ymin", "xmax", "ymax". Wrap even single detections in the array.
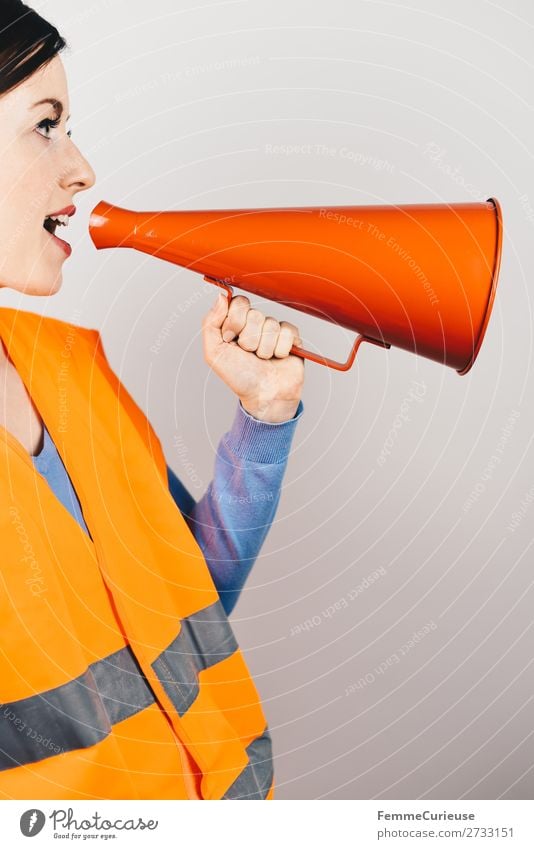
[{"xmin": 1, "ymin": 799, "xmax": 533, "ymax": 848}]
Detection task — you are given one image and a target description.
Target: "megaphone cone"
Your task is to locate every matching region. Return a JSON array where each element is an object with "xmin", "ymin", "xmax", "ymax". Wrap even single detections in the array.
[{"xmin": 89, "ymin": 198, "xmax": 502, "ymax": 373}]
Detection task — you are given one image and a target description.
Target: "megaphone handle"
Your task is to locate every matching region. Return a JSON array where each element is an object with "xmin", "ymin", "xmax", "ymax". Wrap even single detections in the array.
[
  {"xmin": 203, "ymin": 275, "xmax": 390, "ymax": 371},
  {"xmin": 290, "ymin": 334, "xmax": 390, "ymax": 371}
]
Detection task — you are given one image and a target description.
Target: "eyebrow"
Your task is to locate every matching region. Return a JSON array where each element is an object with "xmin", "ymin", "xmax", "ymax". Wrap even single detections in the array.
[{"xmin": 31, "ymin": 98, "xmax": 71, "ymax": 122}]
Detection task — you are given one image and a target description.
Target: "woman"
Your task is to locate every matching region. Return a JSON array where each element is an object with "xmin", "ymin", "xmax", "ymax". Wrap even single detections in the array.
[{"xmin": 0, "ymin": 1, "xmax": 304, "ymax": 800}]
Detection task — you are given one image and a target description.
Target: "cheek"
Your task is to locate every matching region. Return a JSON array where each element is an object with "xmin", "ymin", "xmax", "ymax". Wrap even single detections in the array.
[
  {"xmin": 0, "ymin": 145, "xmax": 61, "ymax": 292},
  {"xmin": 0, "ymin": 146, "xmax": 51, "ymax": 265}
]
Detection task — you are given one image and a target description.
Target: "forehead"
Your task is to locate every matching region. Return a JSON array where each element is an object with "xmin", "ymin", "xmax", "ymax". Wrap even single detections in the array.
[{"xmin": 9, "ymin": 54, "xmax": 69, "ymax": 111}]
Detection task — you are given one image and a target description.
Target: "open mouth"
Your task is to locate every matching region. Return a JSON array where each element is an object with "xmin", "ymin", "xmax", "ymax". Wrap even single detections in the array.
[
  {"xmin": 43, "ymin": 213, "xmax": 70, "ymax": 237},
  {"xmin": 42, "ymin": 207, "xmax": 75, "ymax": 257}
]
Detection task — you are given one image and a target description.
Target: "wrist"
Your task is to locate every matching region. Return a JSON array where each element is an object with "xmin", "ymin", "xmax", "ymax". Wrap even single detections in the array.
[{"xmin": 240, "ymin": 395, "xmax": 301, "ymax": 423}]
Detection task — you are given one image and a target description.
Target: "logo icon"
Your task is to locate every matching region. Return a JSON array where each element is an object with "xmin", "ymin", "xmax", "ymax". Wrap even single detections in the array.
[{"xmin": 20, "ymin": 810, "xmax": 46, "ymax": 837}]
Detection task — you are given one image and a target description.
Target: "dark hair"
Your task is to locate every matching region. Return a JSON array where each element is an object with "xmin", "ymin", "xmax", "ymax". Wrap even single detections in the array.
[{"xmin": 0, "ymin": 0, "xmax": 66, "ymax": 98}]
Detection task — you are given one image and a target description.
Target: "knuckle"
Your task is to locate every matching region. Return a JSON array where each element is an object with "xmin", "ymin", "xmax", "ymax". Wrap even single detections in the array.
[
  {"xmin": 228, "ymin": 302, "xmax": 249, "ymax": 331},
  {"xmin": 280, "ymin": 321, "xmax": 299, "ymax": 334},
  {"xmin": 274, "ymin": 341, "xmax": 291, "ymax": 359},
  {"xmin": 236, "ymin": 330, "xmax": 257, "ymax": 351},
  {"xmin": 238, "ymin": 339, "xmax": 256, "ymax": 352},
  {"xmin": 232, "ymin": 295, "xmax": 250, "ymax": 307},
  {"xmin": 255, "ymin": 348, "xmax": 272, "ymax": 360}
]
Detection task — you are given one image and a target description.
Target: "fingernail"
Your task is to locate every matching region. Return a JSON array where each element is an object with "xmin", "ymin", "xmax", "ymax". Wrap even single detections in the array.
[{"xmin": 223, "ymin": 330, "xmax": 234, "ymax": 342}]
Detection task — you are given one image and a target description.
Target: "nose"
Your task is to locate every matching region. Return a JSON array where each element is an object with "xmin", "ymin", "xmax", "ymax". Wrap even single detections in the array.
[{"xmin": 60, "ymin": 140, "xmax": 96, "ymax": 194}]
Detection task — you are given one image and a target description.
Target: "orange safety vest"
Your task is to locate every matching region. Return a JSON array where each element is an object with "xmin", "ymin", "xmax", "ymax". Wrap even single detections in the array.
[{"xmin": 0, "ymin": 307, "xmax": 274, "ymax": 801}]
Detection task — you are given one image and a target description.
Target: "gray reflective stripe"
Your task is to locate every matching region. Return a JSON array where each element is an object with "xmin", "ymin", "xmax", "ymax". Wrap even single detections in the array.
[
  {"xmin": 0, "ymin": 645, "xmax": 155, "ymax": 771},
  {"xmin": 0, "ymin": 600, "xmax": 248, "ymax": 778},
  {"xmin": 223, "ymin": 727, "xmax": 274, "ymax": 799},
  {"xmin": 152, "ymin": 599, "xmax": 238, "ymax": 716},
  {"xmin": 90, "ymin": 645, "xmax": 155, "ymax": 725}
]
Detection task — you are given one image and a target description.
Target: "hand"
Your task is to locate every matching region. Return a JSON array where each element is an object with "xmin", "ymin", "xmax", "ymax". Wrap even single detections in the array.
[{"xmin": 202, "ymin": 292, "xmax": 305, "ymax": 423}]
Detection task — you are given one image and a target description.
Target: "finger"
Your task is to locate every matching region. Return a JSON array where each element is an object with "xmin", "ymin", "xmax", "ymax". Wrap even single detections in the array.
[
  {"xmin": 256, "ymin": 317, "xmax": 281, "ymax": 359},
  {"xmin": 221, "ymin": 295, "xmax": 251, "ymax": 342},
  {"xmin": 274, "ymin": 321, "xmax": 301, "ymax": 357},
  {"xmin": 236, "ymin": 308, "xmax": 265, "ymax": 352}
]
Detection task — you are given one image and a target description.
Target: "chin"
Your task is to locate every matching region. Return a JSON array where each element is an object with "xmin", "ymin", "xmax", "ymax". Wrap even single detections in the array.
[{"xmin": 22, "ymin": 271, "xmax": 63, "ymax": 297}]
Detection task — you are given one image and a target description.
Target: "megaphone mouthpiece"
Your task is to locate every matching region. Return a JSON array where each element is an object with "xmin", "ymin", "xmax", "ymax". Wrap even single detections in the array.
[{"xmin": 89, "ymin": 202, "xmax": 138, "ymax": 251}]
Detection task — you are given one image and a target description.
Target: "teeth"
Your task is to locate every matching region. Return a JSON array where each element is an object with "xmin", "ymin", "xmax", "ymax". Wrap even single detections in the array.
[{"xmin": 49, "ymin": 214, "xmax": 69, "ymax": 226}]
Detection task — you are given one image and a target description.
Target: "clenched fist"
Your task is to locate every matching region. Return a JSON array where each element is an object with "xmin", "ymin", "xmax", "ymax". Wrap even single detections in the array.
[{"xmin": 202, "ymin": 292, "xmax": 305, "ymax": 423}]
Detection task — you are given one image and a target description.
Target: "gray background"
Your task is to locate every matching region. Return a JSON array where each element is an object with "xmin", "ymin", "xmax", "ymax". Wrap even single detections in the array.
[{"xmin": 12, "ymin": 0, "xmax": 533, "ymax": 799}]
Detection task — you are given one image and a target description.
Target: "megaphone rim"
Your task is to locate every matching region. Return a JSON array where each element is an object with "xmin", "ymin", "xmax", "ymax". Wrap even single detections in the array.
[{"xmin": 456, "ymin": 196, "xmax": 503, "ymax": 376}]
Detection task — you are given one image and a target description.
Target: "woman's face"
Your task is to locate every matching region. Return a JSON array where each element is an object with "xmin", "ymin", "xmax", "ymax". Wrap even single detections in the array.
[{"xmin": 0, "ymin": 54, "xmax": 95, "ymax": 296}]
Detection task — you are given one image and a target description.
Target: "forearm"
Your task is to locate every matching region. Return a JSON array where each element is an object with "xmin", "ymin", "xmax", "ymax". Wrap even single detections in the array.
[{"xmin": 167, "ymin": 399, "xmax": 304, "ymax": 614}]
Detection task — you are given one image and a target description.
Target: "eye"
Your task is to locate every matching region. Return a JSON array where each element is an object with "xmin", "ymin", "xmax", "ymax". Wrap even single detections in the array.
[
  {"xmin": 35, "ymin": 117, "xmax": 60, "ymax": 139},
  {"xmin": 35, "ymin": 117, "xmax": 72, "ymax": 140}
]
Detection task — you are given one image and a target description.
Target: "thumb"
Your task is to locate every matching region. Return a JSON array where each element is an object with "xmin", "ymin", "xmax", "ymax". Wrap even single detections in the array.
[
  {"xmin": 203, "ymin": 292, "xmax": 229, "ymax": 357},
  {"xmin": 207, "ymin": 292, "xmax": 229, "ymax": 328}
]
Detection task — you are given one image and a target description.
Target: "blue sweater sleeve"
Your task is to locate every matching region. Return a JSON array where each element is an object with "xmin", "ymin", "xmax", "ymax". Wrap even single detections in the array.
[{"xmin": 167, "ymin": 399, "xmax": 304, "ymax": 615}]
